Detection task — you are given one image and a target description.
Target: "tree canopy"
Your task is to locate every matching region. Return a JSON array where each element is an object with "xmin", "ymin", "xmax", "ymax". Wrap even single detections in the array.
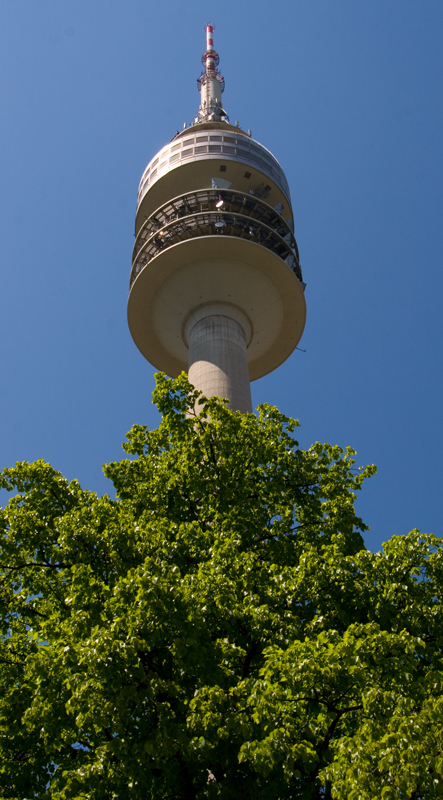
[{"xmin": 1, "ymin": 374, "xmax": 442, "ymax": 799}]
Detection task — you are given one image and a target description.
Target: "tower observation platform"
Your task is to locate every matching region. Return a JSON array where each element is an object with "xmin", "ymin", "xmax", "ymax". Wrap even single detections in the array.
[{"xmin": 128, "ymin": 25, "xmax": 306, "ymax": 412}]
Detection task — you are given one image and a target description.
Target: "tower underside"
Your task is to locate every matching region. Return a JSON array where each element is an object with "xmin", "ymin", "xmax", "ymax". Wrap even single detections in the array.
[{"xmin": 128, "ymin": 234, "xmax": 306, "ymax": 384}]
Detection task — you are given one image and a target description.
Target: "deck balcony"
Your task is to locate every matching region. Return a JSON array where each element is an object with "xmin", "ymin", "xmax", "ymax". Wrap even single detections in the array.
[{"xmin": 131, "ymin": 189, "xmax": 303, "ymax": 289}]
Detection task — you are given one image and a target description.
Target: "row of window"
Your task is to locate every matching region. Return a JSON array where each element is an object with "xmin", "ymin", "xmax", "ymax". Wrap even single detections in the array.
[{"xmin": 136, "ymin": 134, "xmax": 290, "ymax": 205}]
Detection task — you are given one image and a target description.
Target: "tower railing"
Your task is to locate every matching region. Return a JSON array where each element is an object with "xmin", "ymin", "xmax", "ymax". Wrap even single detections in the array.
[{"xmin": 131, "ymin": 189, "xmax": 303, "ymax": 288}]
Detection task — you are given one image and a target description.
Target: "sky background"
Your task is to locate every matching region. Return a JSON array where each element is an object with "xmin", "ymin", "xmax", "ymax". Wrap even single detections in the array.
[{"xmin": 0, "ymin": 0, "xmax": 441, "ymax": 553}]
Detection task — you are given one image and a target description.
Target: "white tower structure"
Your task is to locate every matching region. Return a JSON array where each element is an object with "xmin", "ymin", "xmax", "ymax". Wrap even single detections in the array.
[{"xmin": 128, "ymin": 25, "xmax": 306, "ymax": 412}]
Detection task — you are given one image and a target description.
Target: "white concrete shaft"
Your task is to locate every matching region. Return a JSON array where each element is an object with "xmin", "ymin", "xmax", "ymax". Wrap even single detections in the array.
[
  {"xmin": 201, "ymin": 76, "xmax": 222, "ymax": 111},
  {"xmin": 188, "ymin": 314, "xmax": 252, "ymax": 413}
]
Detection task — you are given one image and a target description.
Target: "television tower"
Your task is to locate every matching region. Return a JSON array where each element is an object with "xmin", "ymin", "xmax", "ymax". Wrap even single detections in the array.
[{"xmin": 128, "ymin": 25, "xmax": 306, "ymax": 412}]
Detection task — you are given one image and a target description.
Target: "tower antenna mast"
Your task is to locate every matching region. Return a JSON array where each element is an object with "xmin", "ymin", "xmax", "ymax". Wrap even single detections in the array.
[{"xmin": 196, "ymin": 24, "xmax": 227, "ymax": 123}]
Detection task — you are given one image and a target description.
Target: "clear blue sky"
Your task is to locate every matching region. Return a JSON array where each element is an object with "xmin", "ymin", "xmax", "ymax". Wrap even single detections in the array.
[{"xmin": 0, "ymin": 1, "xmax": 441, "ymax": 552}]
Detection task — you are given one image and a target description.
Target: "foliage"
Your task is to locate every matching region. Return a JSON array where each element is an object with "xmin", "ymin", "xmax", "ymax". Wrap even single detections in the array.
[{"xmin": 0, "ymin": 373, "xmax": 442, "ymax": 799}]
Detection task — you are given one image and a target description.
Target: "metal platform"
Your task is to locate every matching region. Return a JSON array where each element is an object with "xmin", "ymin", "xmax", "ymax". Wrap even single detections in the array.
[{"xmin": 131, "ymin": 189, "xmax": 303, "ymax": 288}]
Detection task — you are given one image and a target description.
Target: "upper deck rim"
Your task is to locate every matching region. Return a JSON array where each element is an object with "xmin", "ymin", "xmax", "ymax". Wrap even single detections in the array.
[{"xmin": 136, "ymin": 128, "xmax": 292, "ymax": 212}]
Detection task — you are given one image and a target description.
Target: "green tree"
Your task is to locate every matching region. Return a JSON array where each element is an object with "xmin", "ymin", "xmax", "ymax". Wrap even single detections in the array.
[{"xmin": 1, "ymin": 374, "xmax": 442, "ymax": 799}]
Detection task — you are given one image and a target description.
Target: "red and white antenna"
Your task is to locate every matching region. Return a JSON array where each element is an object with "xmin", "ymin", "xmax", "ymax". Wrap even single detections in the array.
[
  {"xmin": 201, "ymin": 22, "xmax": 220, "ymax": 74},
  {"xmin": 206, "ymin": 23, "xmax": 214, "ymax": 50},
  {"xmin": 197, "ymin": 21, "xmax": 225, "ymax": 110}
]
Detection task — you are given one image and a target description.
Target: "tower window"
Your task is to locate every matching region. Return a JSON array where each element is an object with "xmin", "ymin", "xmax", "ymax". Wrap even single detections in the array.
[
  {"xmin": 244, "ymin": 171, "xmax": 251, "ymax": 179},
  {"xmin": 220, "ymin": 165, "xmax": 227, "ymax": 172}
]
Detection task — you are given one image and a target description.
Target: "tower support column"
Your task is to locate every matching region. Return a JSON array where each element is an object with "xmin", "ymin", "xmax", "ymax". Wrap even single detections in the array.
[{"xmin": 187, "ymin": 310, "xmax": 252, "ymax": 413}]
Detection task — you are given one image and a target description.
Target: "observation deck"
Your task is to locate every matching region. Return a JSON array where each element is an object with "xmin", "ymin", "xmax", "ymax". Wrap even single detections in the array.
[
  {"xmin": 136, "ymin": 125, "xmax": 291, "ymax": 218},
  {"xmin": 131, "ymin": 188, "xmax": 304, "ymax": 289}
]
